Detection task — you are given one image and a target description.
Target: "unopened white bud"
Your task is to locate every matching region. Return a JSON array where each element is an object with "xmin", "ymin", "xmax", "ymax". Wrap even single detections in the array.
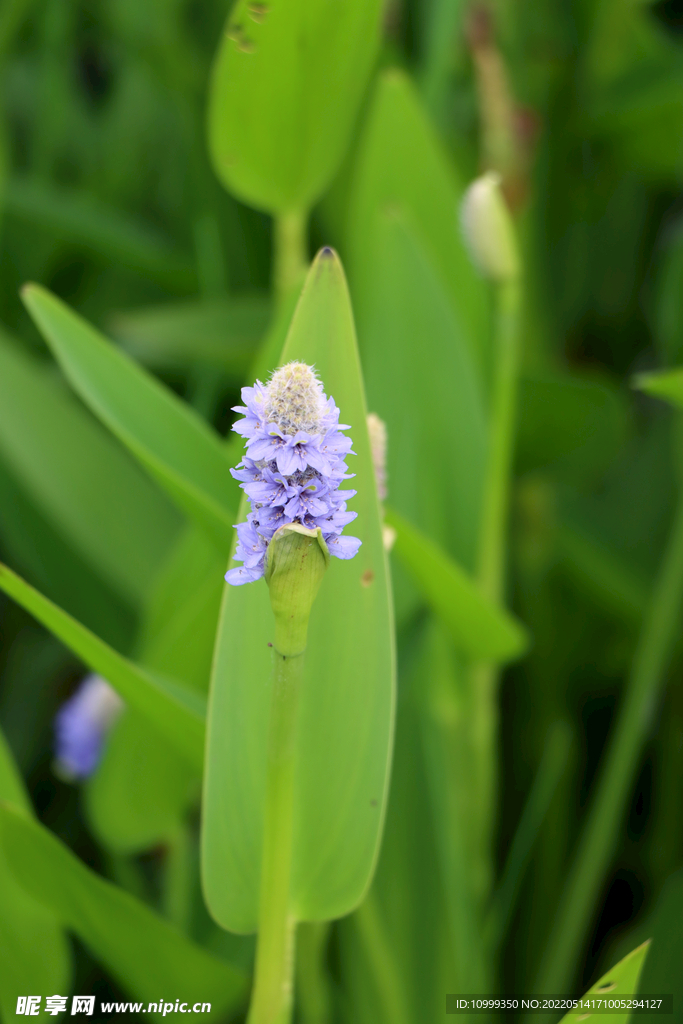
[{"xmin": 460, "ymin": 172, "xmax": 519, "ymax": 282}]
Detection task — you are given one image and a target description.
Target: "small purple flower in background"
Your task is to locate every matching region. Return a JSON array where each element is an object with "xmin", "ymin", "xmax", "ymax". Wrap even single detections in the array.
[
  {"xmin": 54, "ymin": 674, "xmax": 124, "ymax": 780},
  {"xmin": 226, "ymin": 362, "xmax": 362, "ymax": 585}
]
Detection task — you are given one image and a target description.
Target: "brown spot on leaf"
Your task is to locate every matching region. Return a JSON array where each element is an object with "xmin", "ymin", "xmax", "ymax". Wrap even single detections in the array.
[{"xmin": 361, "ymin": 569, "xmax": 374, "ymax": 587}]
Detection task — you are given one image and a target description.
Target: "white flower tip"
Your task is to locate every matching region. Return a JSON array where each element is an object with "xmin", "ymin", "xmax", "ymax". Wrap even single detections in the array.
[
  {"xmin": 367, "ymin": 413, "xmax": 388, "ymax": 502},
  {"xmin": 460, "ymin": 172, "xmax": 519, "ymax": 282},
  {"xmin": 264, "ymin": 362, "xmax": 326, "ymax": 436},
  {"xmin": 382, "ymin": 524, "xmax": 397, "ymax": 552}
]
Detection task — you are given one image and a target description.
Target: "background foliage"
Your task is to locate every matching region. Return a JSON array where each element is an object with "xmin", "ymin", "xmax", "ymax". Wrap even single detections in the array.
[{"xmin": 2, "ymin": 0, "xmax": 683, "ymax": 1019}]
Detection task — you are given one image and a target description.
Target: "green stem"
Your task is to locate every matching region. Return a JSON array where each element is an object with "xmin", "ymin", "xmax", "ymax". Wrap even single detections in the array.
[
  {"xmin": 247, "ymin": 647, "xmax": 305, "ymax": 1024},
  {"xmin": 477, "ymin": 279, "xmax": 523, "ymax": 605},
  {"xmin": 296, "ymin": 921, "xmax": 332, "ymax": 1024},
  {"xmin": 273, "ymin": 209, "xmax": 308, "ymax": 307},
  {"xmin": 487, "ymin": 720, "xmax": 572, "ymax": 944},
  {"xmin": 535, "ymin": 487, "xmax": 683, "ymax": 993},
  {"xmin": 163, "ymin": 823, "xmax": 193, "ymax": 932},
  {"xmin": 470, "ymin": 277, "xmax": 523, "ymax": 910}
]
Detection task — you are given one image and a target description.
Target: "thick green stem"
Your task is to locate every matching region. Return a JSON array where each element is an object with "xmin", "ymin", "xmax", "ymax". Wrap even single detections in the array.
[
  {"xmin": 274, "ymin": 209, "xmax": 308, "ymax": 307},
  {"xmin": 247, "ymin": 649, "xmax": 305, "ymax": 1024},
  {"xmin": 247, "ymin": 527, "xmax": 328, "ymax": 1024},
  {"xmin": 470, "ymin": 278, "xmax": 522, "ymax": 915},
  {"xmin": 535, "ymin": 488, "xmax": 683, "ymax": 994}
]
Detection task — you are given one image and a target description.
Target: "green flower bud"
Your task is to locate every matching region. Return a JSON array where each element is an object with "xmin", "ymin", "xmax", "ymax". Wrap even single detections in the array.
[{"xmin": 265, "ymin": 523, "xmax": 330, "ymax": 656}]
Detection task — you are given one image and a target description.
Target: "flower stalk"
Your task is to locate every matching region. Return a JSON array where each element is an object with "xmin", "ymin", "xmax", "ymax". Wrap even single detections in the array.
[
  {"xmin": 461, "ymin": 173, "xmax": 522, "ymax": 932},
  {"xmin": 247, "ymin": 525, "xmax": 329, "ymax": 1024}
]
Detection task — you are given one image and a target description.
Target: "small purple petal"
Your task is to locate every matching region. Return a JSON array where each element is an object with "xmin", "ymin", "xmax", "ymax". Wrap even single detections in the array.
[{"xmin": 326, "ymin": 535, "xmax": 362, "ymax": 559}]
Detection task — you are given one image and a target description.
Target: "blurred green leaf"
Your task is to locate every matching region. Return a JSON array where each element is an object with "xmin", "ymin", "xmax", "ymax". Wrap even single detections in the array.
[
  {"xmin": 0, "ymin": 563, "xmax": 205, "ymax": 770},
  {"xmin": 0, "ymin": 804, "xmax": 246, "ymax": 1017},
  {"xmin": 351, "ymin": 205, "xmax": 487, "ymax": 571},
  {"xmin": 348, "ymin": 69, "xmax": 489, "ymax": 371},
  {"xmin": 5, "ymin": 178, "xmax": 196, "ymax": 290},
  {"xmin": 385, "ymin": 506, "xmax": 527, "ymax": 662},
  {"xmin": 110, "ymin": 294, "xmax": 270, "ymax": 371},
  {"xmin": 87, "ymin": 530, "xmax": 225, "ymax": 853},
  {"xmin": 0, "ymin": 729, "xmax": 71, "ymax": 1019},
  {"xmin": 559, "ymin": 941, "xmax": 650, "ymax": 1024},
  {"xmin": 637, "ymin": 869, "xmax": 683, "ymax": 1024},
  {"xmin": 0, "ymin": 328, "xmax": 180, "ymax": 610},
  {"xmin": 653, "ymin": 220, "xmax": 683, "ymax": 366},
  {"xmin": 208, "ymin": 0, "xmax": 383, "ymax": 213},
  {"xmin": 86, "ymin": 713, "xmax": 197, "ymax": 854},
  {"xmin": 635, "ymin": 365, "xmax": 683, "ymax": 409},
  {"xmin": 202, "ymin": 250, "xmax": 394, "ymax": 931},
  {"xmin": 517, "ymin": 373, "xmax": 628, "ymax": 481},
  {"xmin": 0, "ymin": 456, "xmax": 134, "ymax": 649},
  {"xmin": 22, "ymin": 285, "xmax": 239, "ymax": 550}
]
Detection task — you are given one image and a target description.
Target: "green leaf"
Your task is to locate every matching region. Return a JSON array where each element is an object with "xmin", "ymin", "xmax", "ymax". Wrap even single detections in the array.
[
  {"xmin": 110, "ymin": 294, "xmax": 270, "ymax": 371},
  {"xmin": 208, "ymin": 0, "xmax": 383, "ymax": 213},
  {"xmin": 634, "ymin": 366, "xmax": 683, "ymax": 409},
  {"xmin": 0, "ymin": 455, "xmax": 135, "ymax": 649},
  {"xmin": 202, "ymin": 250, "xmax": 395, "ymax": 931},
  {"xmin": 559, "ymin": 941, "xmax": 650, "ymax": 1024},
  {"xmin": 636, "ymin": 869, "xmax": 683, "ymax": 1023},
  {"xmin": 347, "ymin": 69, "xmax": 489, "ymax": 371},
  {"xmin": 5, "ymin": 178, "xmax": 196, "ymax": 291},
  {"xmin": 87, "ymin": 530, "xmax": 225, "ymax": 853},
  {"xmin": 351, "ymin": 205, "xmax": 488, "ymax": 571},
  {"xmin": 385, "ymin": 506, "xmax": 527, "ymax": 662},
  {"xmin": 0, "ymin": 804, "xmax": 246, "ymax": 1017},
  {"xmin": 0, "ymin": 328, "xmax": 180, "ymax": 610},
  {"xmin": 0, "ymin": 562, "xmax": 205, "ymax": 770},
  {"xmin": 21, "ymin": 284, "xmax": 239, "ymax": 550},
  {"xmin": 86, "ymin": 714, "xmax": 197, "ymax": 854},
  {"xmin": 0, "ymin": 730, "xmax": 71, "ymax": 1018},
  {"xmin": 516, "ymin": 372, "xmax": 628, "ymax": 482}
]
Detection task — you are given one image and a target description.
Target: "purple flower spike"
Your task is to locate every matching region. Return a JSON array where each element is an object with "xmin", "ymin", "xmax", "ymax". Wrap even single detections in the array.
[
  {"xmin": 225, "ymin": 362, "xmax": 361, "ymax": 586},
  {"xmin": 54, "ymin": 674, "xmax": 124, "ymax": 780}
]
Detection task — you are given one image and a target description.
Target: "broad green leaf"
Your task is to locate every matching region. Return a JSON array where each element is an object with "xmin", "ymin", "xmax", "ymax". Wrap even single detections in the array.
[
  {"xmin": 22, "ymin": 285, "xmax": 239, "ymax": 550},
  {"xmin": 110, "ymin": 294, "xmax": 270, "ymax": 371},
  {"xmin": 0, "ymin": 563, "xmax": 205, "ymax": 770},
  {"xmin": 559, "ymin": 941, "xmax": 650, "ymax": 1024},
  {"xmin": 637, "ymin": 869, "xmax": 683, "ymax": 1024},
  {"xmin": 634, "ymin": 365, "xmax": 683, "ymax": 409},
  {"xmin": 351, "ymin": 205, "xmax": 487, "ymax": 571},
  {"xmin": 347, "ymin": 69, "xmax": 489, "ymax": 371},
  {"xmin": 202, "ymin": 250, "xmax": 395, "ymax": 931},
  {"xmin": 385, "ymin": 506, "xmax": 527, "ymax": 662},
  {"xmin": 0, "ymin": 804, "xmax": 246, "ymax": 1017},
  {"xmin": 0, "ymin": 328, "xmax": 180, "ymax": 610},
  {"xmin": 0, "ymin": 730, "xmax": 71, "ymax": 1019},
  {"xmin": 5, "ymin": 178, "xmax": 196, "ymax": 290},
  {"xmin": 208, "ymin": 0, "xmax": 383, "ymax": 213}
]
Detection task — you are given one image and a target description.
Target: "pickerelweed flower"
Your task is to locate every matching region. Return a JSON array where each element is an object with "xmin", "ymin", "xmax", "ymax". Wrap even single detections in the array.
[
  {"xmin": 226, "ymin": 362, "xmax": 362, "ymax": 585},
  {"xmin": 54, "ymin": 674, "xmax": 124, "ymax": 780}
]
